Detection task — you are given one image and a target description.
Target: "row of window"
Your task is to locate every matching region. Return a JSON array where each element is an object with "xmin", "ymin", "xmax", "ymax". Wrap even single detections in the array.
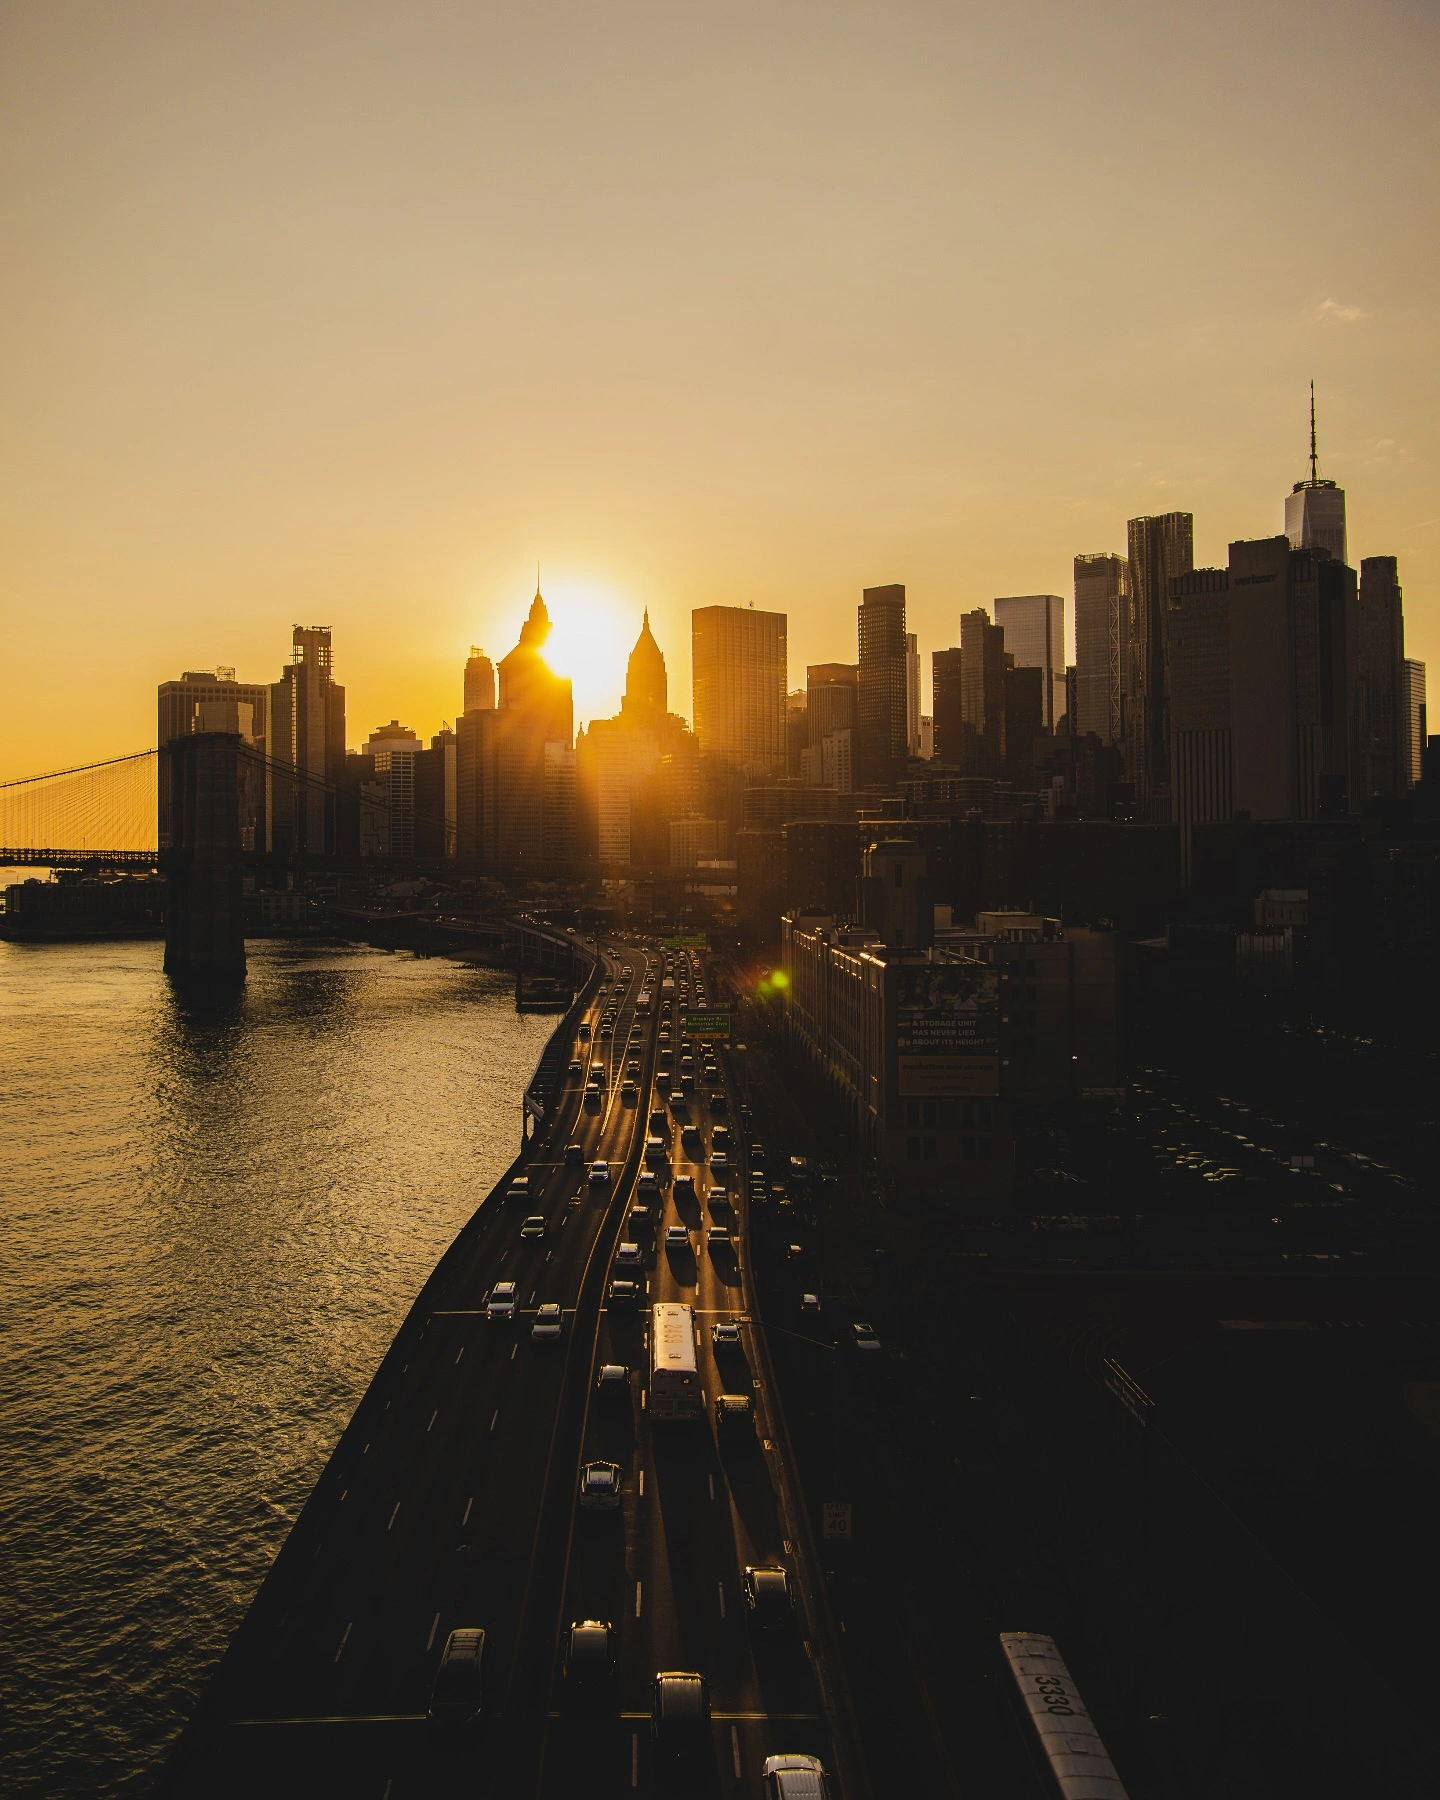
[
  {"xmin": 903, "ymin": 1099, "xmax": 995, "ymax": 1130},
  {"xmin": 906, "ymin": 1134, "xmax": 994, "ymax": 1162}
]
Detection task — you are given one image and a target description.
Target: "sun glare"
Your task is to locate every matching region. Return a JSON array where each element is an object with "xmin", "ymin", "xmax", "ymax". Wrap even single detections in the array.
[{"xmin": 536, "ymin": 580, "xmax": 634, "ymax": 725}]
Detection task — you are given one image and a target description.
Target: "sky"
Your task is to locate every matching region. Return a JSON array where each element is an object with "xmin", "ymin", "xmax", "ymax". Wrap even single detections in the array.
[{"xmin": 2, "ymin": 0, "xmax": 1437, "ymax": 774}]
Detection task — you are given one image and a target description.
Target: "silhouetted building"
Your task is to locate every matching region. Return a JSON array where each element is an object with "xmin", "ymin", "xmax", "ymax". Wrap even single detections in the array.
[
  {"xmin": 1354, "ymin": 556, "xmax": 1405, "ymax": 802},
  {"xmin": 905, "ymin": 632, "xmax": 922, "ymax": 757},
  {"xmin": 1003, "ymin": 663, "xmax": 1045, "ymax": 787},
  {"xmin": 1284, "ymin": 387, "xmax": 1347, "ymax": 565},
  {"xmin": 994, "ymin": 594, "xmax": 1064, "ymax": 732},
  {"xmin": 857, "ymin": 838, "xmax": 933, "ymax": 950},
  {"xmin": 961, "ymin": 609, "xmax": 1007, "ymax": 778},
  {"xmin": 691, "ymin": 605, "xmax": 787, "ymax": 776},
  {"xmin": 1401, "ymin": 660, "xmax": 1428, "ymax": 787},
  {"xmin": 1073, "ymin": 553, "xmax": 1125, "ymax": 744},
  {"xmin": 463, "ymin": 646, "xmax": 496, "ymax": 714},
  {"xmin": 1125, "ymin": 511, "xmax": 1193, "ymax": 814},
  {"xmin": 807, "ymin": 664, "xmax": 858, "ymax": 745},
  {"xmin": 363, "ymin": 721, "xmax": 424, "ymax": 857},
  {"xmin": 856, "ymin": 585, "xmax": 908, "ymax": 785},
  {"xmin": 785, "ymin": 690, "xmax": 808, "ymax": 778},
  {"xmin": 931, "ymin": 646, "xmax": 965, "ymax": 766},
  {"xmin": 269, "ymin": 627, "xmax": 346, "ymax": 856},
  {"xmin": 1166, "ymin": 567, "xmax": 1232, "ymax": 877}
]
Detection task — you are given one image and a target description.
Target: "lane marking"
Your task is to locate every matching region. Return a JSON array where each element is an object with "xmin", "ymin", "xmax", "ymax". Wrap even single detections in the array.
[
  {"xmin": 427, "ymin": 1410, "xmax": 438, "ymax": 1433},
  {"xmin": 634, "ymin": 1580, "xmax": 643, "ymax": 1617},
  {"xmin": 425, "ymin": 1611, "xmax": 440, "ymax": 1650},
  {"xmin": 334, "ymin": 1622, "xmax": 352, "ymax": 1663},
  {"xmin": 708, "ymin": 1473, "xmax": 715, "ymax": 1501},
  {"xmin": 717, "ymin": 1581, "xmax": 726, "ymax": 1618},
  {"xmin": 511, "ymin": 1344, "xmax": 518, "ymax": 1360},
  {"xmin": 454, "ymin": 1347, "xmax": 464, "ymax": 1365},
  {"xmin": 490, "ymin": 1410, "xmax": 500, "ymax": 1432},
  {"xmin": 388, "ymin": 1503, "xmax": 400, "ymax": 1530},
  {"xmin": 638, "ymin": 1469, "xmax": 644, "ymax": 1496},
  {"xmin": 383, "ymin": 1783, "xmax": 393, "ymax": 1800},
  {"xmin": 731, "ymin": 1725, "xmax": 742, "ymax": 1778},
  {"xmin": 232, "ymin": 1714, "xmax": 425, "ymax": 1727},
  {"xmin": 339, "ymin": 1489, "xmax": 347, "ymax": 1503},
  {"xmin": 631, "ymin": 1731, "xmax": 639, "ymax": 1788}
]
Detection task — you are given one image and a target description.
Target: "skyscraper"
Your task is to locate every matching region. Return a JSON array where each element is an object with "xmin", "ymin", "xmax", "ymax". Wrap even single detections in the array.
[
  {"xmin": 806, "ymin": 663, "xmax": 858, "ymax": 745},
  {"xmin": 931, "ymin": 647, "xmax": 964, "ymax": 765},
  {"xmin": 1166, "ymin": 567, "xmax": 1233, "ymax": 878},
  {"xmin": 1400, "ymin": 660, "xmax": 1427, "ymax": 788},
  {"xmin": 1125, "ymin": 511, "xmax": 1194, "ymax": 810},
  {"xmin": 1073, "ymin": 554, "xmax": 1126, "ymax": 744},
  {"xmin": 905, "ymin": 631, "xmax": 921, "ymax": 758},
  {"xmin": 691, "ymin": 605, "xmax": 787, "ymax": 776},
  {"xmin": 856, "ymin": 584, "xmax": 907, "ymax": 785},
  {"xmin": 994, "ymin": 594, "xmax": 1064, "ymax": 733},
  {"xmin": 269, "ymin": 626, "xmax": 346, "ymax": 855},
  {"xmin": 1284, "ymin": 385, "xmax": 1347, "ymax": 565},
  {"xmin": 157, "ymin": 667, "xmax": 268, "ymax": 852},
  {"xmin": 960, "ymin": 608, "xmax": 1007, "ymax": 778},
  {"xmin": 1355, "ymin": 557, "xmax": 1405, "ymax": 801},
  {"xmin": 463, "ymin": 647, "xmax": 496, "ymax": 713}
]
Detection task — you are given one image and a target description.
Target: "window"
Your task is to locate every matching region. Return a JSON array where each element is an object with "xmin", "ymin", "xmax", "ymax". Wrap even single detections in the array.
[
  {"xmin": 979, "ymin": 1136, "xmax": 993, "ymax": 1161},
  {"xmin": 978, "ymin": 1102, "xmax": 992, "ymax": 1129},
  {"xmin": 961, "ymin": 1136, "xmax": 976, "ymax": 1161},
  {"xmin": 907, "ymin": 1135, "xmax": 921, "ymax": 1161},
  {"xmin": 894, "ymin": 863, "xmax": 904, "ymax": 888},
  {"xmin": 923, "ymin": 1135, "xmax": 936, "ymax": 1161},
  {"xmin": 922, "ymin": 1099, "xmax": 937, "ymax": 1128},
  {"xmin": 961, "ymin": 1100, "xmax": 976, "ymax": 1129}
]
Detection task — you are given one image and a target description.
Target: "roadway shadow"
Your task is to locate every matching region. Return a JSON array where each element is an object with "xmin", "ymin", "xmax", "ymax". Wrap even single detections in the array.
[{"xmin": 664, "ymin": 1242, "xmax": 698, "ymax": 1287}]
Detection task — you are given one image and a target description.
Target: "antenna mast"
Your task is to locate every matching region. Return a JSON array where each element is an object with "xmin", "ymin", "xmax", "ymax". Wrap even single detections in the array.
[{"xmin": 1309, "ymin": 380, "xmax": 1318, "ymax": 484}]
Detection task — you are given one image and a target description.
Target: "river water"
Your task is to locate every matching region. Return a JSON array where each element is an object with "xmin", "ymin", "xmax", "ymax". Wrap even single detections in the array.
[{"xmin": 0, "ymin": 939, "xmax": 550, "ymax": 1795}]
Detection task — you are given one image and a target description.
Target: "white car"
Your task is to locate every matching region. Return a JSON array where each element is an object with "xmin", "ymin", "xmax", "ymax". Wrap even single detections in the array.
[
  {"xmin": 486, "ymin": 1280, "xmax": 517, "ymax": 1322},
  {"xmin": 712, "ymin": 1319, "xmax": 741, "ymax": 1348},
  {"xmin": 762, "ymin": 1755, "xmax": 831, "ymax": 1799},
  {"xmin": 665, "ymin": 1224, "xmax": 690, "ymax": 1250},
  {"xmin": 852, "ymin": 1322, "xmax": 882, "ymax": 1352},
  {"xmin": 588, "ymin": 1161, "xmax": 610, "ymax": 1189},
  {"xmin": 520, "ymin": 1214, "xmax": 546, "ymax": 1240},
  {"xmin": 579, "ymin": 1460, "xmax": 623, "ymax": 1510},
  {"xmin": 531, "ymin": 1302, "xmax": 563, "ymax": 1342}
]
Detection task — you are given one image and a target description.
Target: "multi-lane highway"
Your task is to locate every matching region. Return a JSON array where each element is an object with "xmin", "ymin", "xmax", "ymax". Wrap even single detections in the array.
[{"xmin": 162, "ymin": 937, "xmax": 854, "ymax": 1798}]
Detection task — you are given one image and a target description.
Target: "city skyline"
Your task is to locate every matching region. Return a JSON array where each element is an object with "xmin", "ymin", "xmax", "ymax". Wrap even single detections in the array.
[{"xmin": 3, "ymin": 2, "xmax": 1437, "ymax": 775}]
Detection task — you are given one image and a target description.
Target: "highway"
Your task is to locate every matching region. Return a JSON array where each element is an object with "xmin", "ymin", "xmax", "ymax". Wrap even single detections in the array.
[{"xmin": 162, "ymin": 937, "xmax": 853, "ymax": 1798}]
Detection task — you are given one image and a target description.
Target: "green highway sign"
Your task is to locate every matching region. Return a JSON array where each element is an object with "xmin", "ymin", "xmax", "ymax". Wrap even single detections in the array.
[
  {"xmin": 664, "ymin": 933, "xmax": 709, "ymax": 949},
  {"xmin": 683, "ymin": 1008, "xmax": 731, "ymax": 1039}
]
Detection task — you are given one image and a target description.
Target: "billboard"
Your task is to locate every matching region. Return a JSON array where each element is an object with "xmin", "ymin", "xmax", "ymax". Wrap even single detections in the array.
[{"xmin": 895, "ymin": 963, "xmax": 999, "ymax": 1098}]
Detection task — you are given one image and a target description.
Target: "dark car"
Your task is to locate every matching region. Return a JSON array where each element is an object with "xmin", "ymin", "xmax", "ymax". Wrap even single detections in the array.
[
  {"xmin": 564, "ymin": 1619, "xmax": 616, "ymax": 1690},
  {"xmin": 608, "ymin": 1278, "xmax": 640, "ymax": 1309},
  {"xmin": 564, "ymin": 1141, "xmax": 585, "ymax": 1166},
  {"xmin": 427, "ymin": 1627, "xmax": 485, "ymax": 1728},
  {"xmin": 715, "ymin": 1392, "xmax": 754, "ymax": 1435},
  {"xmin": 742, "ymin": 1565, "xmax": 794, "ymax": 1632},
  {"xmin": 652, "ymin": 1671, "xmax": 711, "ymax": 1760}
]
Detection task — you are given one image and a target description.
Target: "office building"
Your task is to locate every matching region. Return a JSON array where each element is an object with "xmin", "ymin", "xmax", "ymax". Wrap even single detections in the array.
[
  {"xmin": 269, "ymin": 627, "xmax": 347, "ymax": 856},
  {"xmin": 1355, "ymin": 557, "xmax": 1405, "ymax": 802},
  {"xmin": 931, "ymin": 647, "xmax": 964, "ymax": 765},
  {"xmin": 961, "ymin": 609, "xmax": 1007, "ymax": 778},
  {"xmin": 806, "ymin": 664, "xmax": 858, "ymax": 746},
  {"xmin": 1003, "ymin": 662, "xmax": 1044, "ymax": 787},
  {"xmin": 363, "ymin": 721, "xmax": 424, "ymax": 858},
  {"xmin": 785, "ymin": 690, "xmax": 808, "ymax": 778},
  {"xmin": 1125, "ymin": 511, "xmax": 1193, "ymax": 811},
  {"xmin": 1284, "ymin": 387, "xmax": 1347, "ymax": 565},
  {"xmin": 1401, "ymin": 660, "xmax": 1427, "ymax": 788},
  {"xmin": 994, "ymin": 594, "xmax": 1064, "ymax": 732},
  {"xmin": 1166, "ymin": 567, "xmax": 1233, "ymax": 878},
  {"xmin": 1073, "ymin": 554, "xmax": 1126, "ymax": 744},
  {"xmin": 691, "ymin": 606, "xmax": 787, "ymax": 776},
  {"xmin": 463, "ymin": 647, "xmax": 496, "ymax": 714},
  {"xmin": 157, "ymin": 668, "xmax": 269, "ymax": 851},
  {"xmin": 856, "ymin": 585, "xmax": 908, "ymax": 785},
  {"xmin": 905, "ymin": 632, "xmax": 922, "ymax": 758}
]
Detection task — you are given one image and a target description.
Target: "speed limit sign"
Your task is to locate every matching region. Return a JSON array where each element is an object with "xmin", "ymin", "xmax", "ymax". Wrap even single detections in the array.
[{"xmin": 822, "ymin": 1500, "xmax": 853, "ymax": 1541}]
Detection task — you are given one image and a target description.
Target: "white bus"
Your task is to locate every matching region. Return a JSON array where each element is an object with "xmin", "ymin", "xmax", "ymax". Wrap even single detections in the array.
[
  {"xmin": 637, "ymin": 990, "xmax": 653, "ymax": 1016},
  {"xmin": 999, "ymin": 1632, "xmax": 1129, "ymax": 1798},
  {"xmin": 649, "ymin": 1302, "xmax": 702, "ymax": 1423}
]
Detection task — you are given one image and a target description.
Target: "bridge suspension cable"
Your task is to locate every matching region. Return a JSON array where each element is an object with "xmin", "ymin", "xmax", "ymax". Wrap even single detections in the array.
[{"xmin": 0, "ymin": 750, "xmax": 159, "ymax": 860}]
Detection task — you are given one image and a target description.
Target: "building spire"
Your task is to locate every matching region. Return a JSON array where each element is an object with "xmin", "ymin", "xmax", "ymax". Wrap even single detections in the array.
[{"xmin": 1309, "ymin": 379, "xmax": 1318, "ymax": 484}]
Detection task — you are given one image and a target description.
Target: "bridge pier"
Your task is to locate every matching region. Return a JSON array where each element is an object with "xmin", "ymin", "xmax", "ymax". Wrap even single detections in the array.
[{"xmin": 163, "ymin": 732, "xmax": 246, "ymax": 985}]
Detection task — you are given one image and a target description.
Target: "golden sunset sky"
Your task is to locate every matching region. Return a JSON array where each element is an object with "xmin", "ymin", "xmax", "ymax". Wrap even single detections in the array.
[{"xmin": 2, "ymin": 0, "xmax": 1436, "ymax": 771}]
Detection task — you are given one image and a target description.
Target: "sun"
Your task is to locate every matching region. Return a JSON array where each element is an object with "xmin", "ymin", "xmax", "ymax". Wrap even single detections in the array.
[{"xmin": 537, "ymin": 579, "xmax": 634, "ymax": 725}]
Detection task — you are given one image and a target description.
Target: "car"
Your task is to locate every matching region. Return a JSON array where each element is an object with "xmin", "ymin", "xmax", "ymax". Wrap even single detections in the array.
[
  {"xmin": 588, "ymin": 1064, "xmax": 606, "ymax": 1086},
  {"xmin": 626, "ymin": 1058, "xmax": 641, "ymax": 1077},
  {"xmin": 600, "ymin": 1024, "xmax": 613, "ymax": 1040},
  {"xmin": 615, "ymin": 1240, "xmax": 643, "ymax": 1269},
  {"xmin": 749, "ymin": 1142, "xmax": 766, "ymax": 1165},
  {"xmin": 564, "ymin": 1141, "xmax": 585, "ymax": 1166},
  {"xmin": 637, "ymin": 1169, "xmax": 659, "ymax": 1200},
  {"xmin": 680, "ymin": 1074, "xmax": 695, "ymax": 1095},
  {"xmin": 567, "ymin": 1059, "xmax": 583, "ymax": 1078},
  {"xmin": 507, "ymin": 1176, "xmax": 531, "ymax": 1203},
  {"xmin": 715, "ymin": 1392, "xmax": 754, "ymax": 1434},
  {"xmin": 852, "ymin": 1321, "xmax": 882, "ymax": 1352},
  {"xmin": 708, "ymin": 1223, "xmax": 732, "ymax": 1254},
  {"xmin": 673, "ymin": 1173, "xmax": 696, "ymax": 1204},
  {"xmin": 579, "ymin": 1461, "xmax": 623, "ymax": 1510},
  {"xmin": 702, "ymin": 1063, "xmax": 719, "ymax": 1082},
  {"xmin": 607, "ymin": 1278, "xmax": 640, "ymax": 1309},
  {"xmin": 427, "ymin": 1627, "xmax": 485, "ymax": 1728},
  {"xmin": 789, "ymin": 1155, "xmax": 809, "ymax": 1178},
  {"xmin": 658, "ymin": 1051, "xmax": 673, "ymax": 1071},
  {"xmin": 588, "ymin": 1160, "xmax": 611, "ymax": 1188},
  {"xmin": 659, "ymin": 1029, "xmax": 672, "ymax": 1046},
  {"xmin": 665, "ymin": 1224, "xmax": 690, "ymax": 1250},
  {"xmin": 761, "ymin": 1754, "xmax": 832, "ymax": 1799},
  {"xmin": 681, "ymin": 1123, "xmax": 703, "ymax": 1155},
  {"xmin": 520, "ymin": 1214, "xmax": 546, "ymax": 1240},
  {"xmin": 596, "ymin": 1363, "xmax": 630, "ymax": 1394},
  {"xmin": 578, "ymin": 1022, "xmax": 591, "ymax": 1040},
  {"xmin": 531, "ymin": 1302, "xmax": 563, "ymax": 1341},
  {"xmin": 800, "ymin": 1292, "xmax": 821, "ymax": 1313},
  {"xmin": 707, "ymin": 1185, "xmax": 728, "ymax": 1213},
  {"xmin": 649, "ymin": 1109, "xmax": 669, "ymax": 1136},
  {"xmin": 652, "ymin": 1672, "xmax": 710, "ymax": 1758},
  {"xmin": 564, "ymin": 1619, "xmax": 616, "ymax": 1688},
  {"xmin": 710, "ymin": 1153, "xmax": 729, "ymax": 1177},
  {"xmin": 486, "ymin": 1280, "xmax": 517, "ymax": 1322},
  {"xmin": 712, "ymin": 1318, "xmax": 741, "ymax": 1348},
  {"xmin": 656, "ymin": 1069, "xmax": 672, "ymax": 1091},
  {"xmin": 645, "ymin": 1135, "xmax": 666, "ymax": 1167},
  {"xmin": 621, "ymin": 1081, "xmax": 638, "ymax": 1103},
  {"xmin": 712, "ymin": 1126, "xmax": 732, "ymax": 1152},
  {"xmin": 742, "ymin": 1565, "xmax": 794, "ymax": 1631},
  {"xmin": 628, "ymin": 1203, "xmax": 653, "ymax": 1237},
  {"xmin": 680, "ymin": 1054, "xmax": 694, "ymax": 1074},
  {"xmin": 709, "ymin": 1089, "xmax": 728, "ymax": 1113}
]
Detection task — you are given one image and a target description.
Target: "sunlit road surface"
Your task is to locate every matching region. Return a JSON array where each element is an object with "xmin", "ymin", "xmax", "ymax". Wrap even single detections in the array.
[{"xmin": 161, "ymin": 940, "xmax": 851, "ymax": 1798}]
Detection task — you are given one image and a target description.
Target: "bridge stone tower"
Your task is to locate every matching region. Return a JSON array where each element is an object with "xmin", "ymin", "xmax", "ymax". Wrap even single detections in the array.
[{"xmin": 164, "ymin": 731, "xmax": 246, "ymax": 984}]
